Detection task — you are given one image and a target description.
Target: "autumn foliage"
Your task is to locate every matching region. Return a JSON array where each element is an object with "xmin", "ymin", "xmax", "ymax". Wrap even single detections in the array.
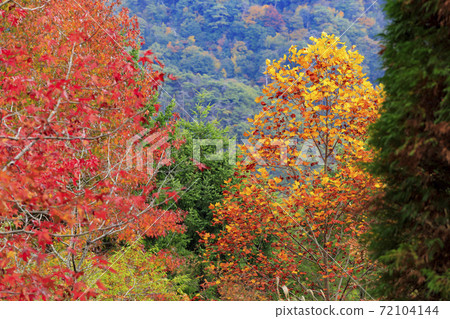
[
  {"xmin": 96, "ymin": 245, "xmax": 189, "ymax": 301},
  {"xmin": 0, "ymin": 0, "xmax": 184, "ymax": 300},
  {"xmin": 3, "ymin": 0, "xmax": 440, "ymax": 303},
  {"xmin": 201, "ymin": 33, "xmax": 383, "ymax": 300},
  {"xmin": 243, "ymin": 4, "xmax": 285, "ymax": 31}
]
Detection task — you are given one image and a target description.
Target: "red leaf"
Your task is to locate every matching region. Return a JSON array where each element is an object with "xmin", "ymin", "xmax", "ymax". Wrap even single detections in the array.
[
  {"xmin": 68, "ymin": 31, "xmax": 85, "ymax": 43},
  {"xmin": 35, "ymin": 230, "xmax": 52, "ymax": 247},
  {"xmin": 154, "ymin": 57, "xmax": 164, "ymax": 68},
  {"xmin": 166, "ymin": 191, "xmax": 180, "ymax": 202},
  {"xmin": 94, "ymin": 210, "xmax": 107, "ymax": 220},
  {"xmin": 138, "ymin": 56, "xmax": 152, "ymax": 65},
  {"xmin": 191, "ymin": 158, "xmax": 210, "ymax": 171},
  {"xmin": 96, "ymin": 280, "xmax": 107, "ymax": 291}
]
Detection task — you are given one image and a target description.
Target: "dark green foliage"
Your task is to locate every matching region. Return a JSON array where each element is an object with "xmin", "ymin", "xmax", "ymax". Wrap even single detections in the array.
[
  {"xmin": 168, "ymin": 96, "xmax": 235, "ymax": 251},
  {"xmin": 145, "ymin": 93, "xmax": 235, "ymax": 251},
  {"xmin": 142, "ymin": 94, "xmax": 235, "ymax": 296},
  {"xmin": 368, "ymin": 0, "xmax": 450, "ymax": 300}
]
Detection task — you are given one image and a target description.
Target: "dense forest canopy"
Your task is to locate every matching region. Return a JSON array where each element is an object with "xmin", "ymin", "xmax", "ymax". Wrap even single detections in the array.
[{"xmin": 121, "ymin": 0, "xmax": 385, "ymax": 137}]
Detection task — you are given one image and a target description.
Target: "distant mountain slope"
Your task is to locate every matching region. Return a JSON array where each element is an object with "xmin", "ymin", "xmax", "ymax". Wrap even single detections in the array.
[{"xmin": 122, "ymin": 0, "xmax": 385, "ymax": 137}]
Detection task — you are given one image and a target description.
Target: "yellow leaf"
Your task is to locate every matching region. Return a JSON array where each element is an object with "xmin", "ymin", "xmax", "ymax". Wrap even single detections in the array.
[
  {"xmin": 255, "ymin": 96, "xmax": 264, "ymax": 103},
  {"xmin": 273, "ymin": 177, "xmax": 282, "ymax": 184},
  {"xmin": 257, "ymin": 167, "xmax": 269, "ymax": 178}
]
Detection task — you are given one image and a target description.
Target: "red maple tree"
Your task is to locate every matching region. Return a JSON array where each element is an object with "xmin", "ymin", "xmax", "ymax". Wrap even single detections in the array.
[{"xmin": 0, "ymin": 0, "xmax": 184, "ymax": 300}]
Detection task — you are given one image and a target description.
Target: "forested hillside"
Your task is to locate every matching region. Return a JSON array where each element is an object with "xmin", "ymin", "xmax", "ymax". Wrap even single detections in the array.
[{"xmin": 122, "ymin": 0, "xmax": 385, "ymax": 136}]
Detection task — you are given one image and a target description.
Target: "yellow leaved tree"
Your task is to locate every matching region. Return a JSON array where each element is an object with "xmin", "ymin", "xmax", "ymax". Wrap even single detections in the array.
[{"xmin": 202, "ymin": 33, "xmax": 383, "ymax": 301}]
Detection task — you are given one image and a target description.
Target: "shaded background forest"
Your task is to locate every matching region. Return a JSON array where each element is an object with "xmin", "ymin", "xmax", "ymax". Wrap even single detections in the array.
[{"xmin": 121, "ymin": 0, "xmax": 385, "ymax": 137}]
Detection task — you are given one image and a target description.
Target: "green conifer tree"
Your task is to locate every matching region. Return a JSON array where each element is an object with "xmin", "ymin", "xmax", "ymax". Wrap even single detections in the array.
[{"xmin": 368, "ymin": 0, "xmax": 450, "ymax": 300}]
